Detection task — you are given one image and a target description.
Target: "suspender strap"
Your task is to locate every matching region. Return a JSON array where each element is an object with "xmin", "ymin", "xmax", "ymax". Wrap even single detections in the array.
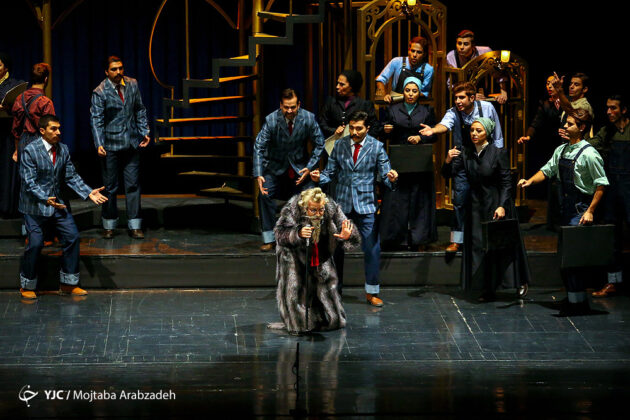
[{"xmin": 21, "ymin": 93, "xmax": 44, "ymax": 123}]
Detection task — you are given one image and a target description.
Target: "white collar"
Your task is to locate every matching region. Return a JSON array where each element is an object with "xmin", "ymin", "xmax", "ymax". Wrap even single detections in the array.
[
  {"xmin": 41, "ymin": 137, "xmax": 54, "ymax": 153},
  {"xmin": 475, "ymin": 141, "xmax": 489, "ymax": 155},
  {"xmin": 350, "ymin": 137, "xmax": 366, "ymax": 148}
]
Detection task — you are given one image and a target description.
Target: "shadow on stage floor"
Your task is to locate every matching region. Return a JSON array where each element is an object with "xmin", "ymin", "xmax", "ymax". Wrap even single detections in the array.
[{"xmin": 0, "ymin": 287, "xmax": 629, "ymax": 417}]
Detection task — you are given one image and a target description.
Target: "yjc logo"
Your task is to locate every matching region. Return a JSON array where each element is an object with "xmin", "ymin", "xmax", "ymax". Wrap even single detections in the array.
[{"xmin": 18, "ymin": 385, "xmax": 38, "ymax": 407}]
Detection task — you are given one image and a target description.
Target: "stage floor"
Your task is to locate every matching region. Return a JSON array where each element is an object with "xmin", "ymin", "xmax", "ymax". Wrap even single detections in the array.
[{"xmin": 1, "ymin": 287, "xmax": 629, "ymax": 417}]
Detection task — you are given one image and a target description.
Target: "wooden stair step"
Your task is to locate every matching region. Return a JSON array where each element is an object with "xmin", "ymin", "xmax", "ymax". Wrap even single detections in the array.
[
  {"xmin": 198, "ymin": 186, "xmax": 253, "ymax": 201},
  {"xmin": 156, "ymin": 116, "xmax": 251, "ymax": 124},
  {"xmin": 161, "ymin": 153, "xmax": 251, "ymax": 161},
  {"xmin": 179, "ymin": 171, "xmax": 251, "ymax": 179},
  {"xmin": 174, "ymin": 95, "xmax": 254, "ymax": 105},
  {"xmin": 257, "ymin": 11, "xmax": 300, "ymax": 22},
  {"xmin": 158, "ymin": 136, "xmax": 251, "ymax": 142}
]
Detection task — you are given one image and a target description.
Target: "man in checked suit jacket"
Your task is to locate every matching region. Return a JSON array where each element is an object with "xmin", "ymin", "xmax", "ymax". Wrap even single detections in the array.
[
  {"xmin": 311, "ymin": 111, "xmax": 399, "ymax": 307},
  {"xmin": 254, "ymin": 88, "xmax": 325, "ymax": 251},
  {"xmin": 90, "ymin": 56, "xmax": 150, "ymax": 240},
  {"xmin": 18, "ymin": 115, "xmax": 107, "ymax": 300}
]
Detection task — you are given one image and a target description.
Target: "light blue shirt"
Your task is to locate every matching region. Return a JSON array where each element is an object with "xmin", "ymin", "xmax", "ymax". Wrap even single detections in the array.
[
  {"xmin": 438, "ymin": 100, "xmax": 504, "ymax": 148},
  {"xmin": 375, "ymin": 57, "xmax": 434, "ymax": 97}
]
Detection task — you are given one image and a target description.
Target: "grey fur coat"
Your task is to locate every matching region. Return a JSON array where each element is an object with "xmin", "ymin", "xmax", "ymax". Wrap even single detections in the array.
[{"xmin": 269, "ymin": 195, "xmax": 360, "ymax": 334}]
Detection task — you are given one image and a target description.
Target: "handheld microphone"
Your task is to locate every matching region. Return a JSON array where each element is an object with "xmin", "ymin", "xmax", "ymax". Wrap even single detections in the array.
[{"xmin": 304, "ymin": 222, "xmax": 311, "ymax": 247}]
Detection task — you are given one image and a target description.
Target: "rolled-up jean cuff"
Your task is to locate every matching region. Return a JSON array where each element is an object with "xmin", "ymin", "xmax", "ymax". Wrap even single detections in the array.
[
  {"xmin": 365, "ymin": 284, "xmax": 380, "ymax": 295},
  {"xmin": 568, "ymin": 291, "xmax": 587, "ymax": 303},
  {"xmin": 102, "ymin": 218, "xmax": 118, "ymax": 230},
  {"xmin": 127, "ymin": 218, "xmax": 142, "ymax": 230},
  {"xmin": 262, "ymin": 230, "xmax": 275, "ymax": 244},
  {"xmin": 451, "ymin": 231, "xmax": 464, "ymax": 244},
  {"xmin": 60, "ymin": 271, "xmax": 80, "ymax": 286},
  {"xmin": 20, "ymin": 274, "xmax": 37, "ymax": 290},
  {"xmin": 608, "ymin": 271, "xmax": 623, "ymax": 284}
]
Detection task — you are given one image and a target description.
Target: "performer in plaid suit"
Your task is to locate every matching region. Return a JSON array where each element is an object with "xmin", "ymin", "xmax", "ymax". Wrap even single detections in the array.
[
  {"xmin": 90, "ymin": 56, "xmax": 150, "ymax": 240},
  {"xmin": 311, "ymin": 111, "xmax": 398, "ymax": 307},
  {"xmin": 253, "ymin": 88, "xmax": 325, "ymax": 251},
  {"xmin": 18, "ymin": 115, "xmax": 107, "ymax": 300}
]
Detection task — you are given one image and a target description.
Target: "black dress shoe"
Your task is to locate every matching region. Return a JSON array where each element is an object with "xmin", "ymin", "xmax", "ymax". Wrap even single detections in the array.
[
  {"xmin": 129, "ymin": 229, "xmax": 145, "ymax": 239},
  {"xmin": 103, "ymin": 229, "xmax": 114, "ymax": 239},
  {"xmin": 517, "ymin": 284, "xmax": 528, "ymax": 298}
]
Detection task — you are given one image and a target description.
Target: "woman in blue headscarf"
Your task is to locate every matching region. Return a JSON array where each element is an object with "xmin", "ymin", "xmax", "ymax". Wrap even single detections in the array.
[
  {"xmin": 442, "ymin": 117, "xmax": 530, "ymax": 301},
  {"xmin": 379, "ymin": 76, "xmax": 437, "ymax": 251}
]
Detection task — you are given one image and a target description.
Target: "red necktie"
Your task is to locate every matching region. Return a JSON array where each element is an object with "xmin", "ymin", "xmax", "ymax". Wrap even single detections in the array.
[
  {"xmin": 288, "ymin": 120, "xmax": 293, "ymax": 135},
  {"xmin": 353, "ymin": 143, "xmax": 362, "ymax": 164},
  {"xmin": 51, "ymin": 145, "xmax": 57, "ymax": 165},
  {"xmin": 310, "ymin": 242, "xmax": 320, "ymax": 267},
  {"xmin": 117, "ymin": 85, "xmax": 124, "ymax": 103}
]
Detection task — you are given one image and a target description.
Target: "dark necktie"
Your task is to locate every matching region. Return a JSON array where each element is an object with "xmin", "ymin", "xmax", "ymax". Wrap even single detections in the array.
[
  {"xmin": 353, "ymin": 143, "xmax": 362, "ymax": 164},
  {"xmin": 117, "ymin": 85, "xmax": 124, "ymax": 104},
  {"xmin": 288, "ymin": 120, "xmax": 293, "ymax": 135},
  {"xmin": 51, "ymin": 145, "xmax": 57, "ymax": 165}
]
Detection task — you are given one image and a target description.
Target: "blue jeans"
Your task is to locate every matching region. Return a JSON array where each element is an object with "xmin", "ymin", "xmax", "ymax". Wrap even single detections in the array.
[
  {"xmin": 258, "ymin": 171, "xmax": 314, "ymax": 243},
  {"xmin": 451, "ymin": 170, "xmax": 470, "ymax": 244},
  {"xmin": 334, "ymin": 211, "xmax": 381, "ymax": 294},
  {"xmin": 100, "ymin": 147, "xmax": 142, "ymax": 230},
  {"xmin": 20, "ymin": 209, "xmax": 81, "ymax": 290}
]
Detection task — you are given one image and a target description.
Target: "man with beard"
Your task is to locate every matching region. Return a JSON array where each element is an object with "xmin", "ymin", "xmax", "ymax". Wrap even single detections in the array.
[
  {"xmin": 420, "ymin": 81, "xmax": 503, "ymax": 252},
  {"xmin": 588, "ymin": 94, "xmax": 630, "ymax": 297},
  {"xmin": 254, "ymin": 88, "xmax": 325, "ymax": 251},
  {"xmin": 375, "ymin": 36, "xmax": 434, "ymax": 102},
  {"xmin": 18, "ymin": 115, "xmax": 108, "ymax": 300},
  {"xmin": 311, "ymin": 111, "xmax": 399, "ymax": 307},
  {"xmin": 268, "ymin": 187, "xmax": 359, "ymax": 335},
  {"xmin": 90, "ymin": 55, "xmax": 150, "ymax": 240}
]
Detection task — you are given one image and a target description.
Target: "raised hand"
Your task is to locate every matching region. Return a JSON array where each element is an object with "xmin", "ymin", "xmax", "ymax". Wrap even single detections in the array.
[
  {"xmin": 445, "ymin": 147, "xmax": 461, "ymax": 164},
  {"xmin": 334, "ymin": 219, "xmax": 353, "ymax": 240},
  {"xmin": 418, "ymin": 123, "xmax": 433, "ymax": 137},
  {"xmin": 89, "ymin": 186, "xmax": 108, "ymax": 205},
  {"xmin": 296, "ymin": 168, "xmax": 310, "ymax": 185}
]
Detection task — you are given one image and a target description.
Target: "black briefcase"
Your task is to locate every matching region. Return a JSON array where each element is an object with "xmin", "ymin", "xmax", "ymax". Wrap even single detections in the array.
[
  {"xmin": 559, "ymin": 224, "xmax": 614, "ymax": 269},
  {"xmin": 388, "ymin": 144, "xmax": 433, "ymax": 173},
  {"xmin": 481, "ymin": 219, "xmax": 521, "ymax": 252}
]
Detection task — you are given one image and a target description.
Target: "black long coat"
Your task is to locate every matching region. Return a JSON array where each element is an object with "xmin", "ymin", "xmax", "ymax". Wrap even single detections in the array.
[
  {"xmin": 318, "ymin": 96, "xmax": 381, "ymax": 138},
  {"xmin": 442, "ymin": 143, "xmax": 530, "ymax": 292},
  {"xmin": 379, "ymin": 103, "xmax": 437, "ymax": 248}
]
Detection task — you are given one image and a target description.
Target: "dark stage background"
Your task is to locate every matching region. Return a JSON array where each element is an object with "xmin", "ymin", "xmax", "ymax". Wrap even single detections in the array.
[{"xmin": 0, "ymin": 0, "xmax": 624, "ymax": 198}]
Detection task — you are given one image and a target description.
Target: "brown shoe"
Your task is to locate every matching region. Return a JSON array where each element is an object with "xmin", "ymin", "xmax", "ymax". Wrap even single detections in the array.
[
  {"xmin": 592, "ymin": 283, "xmax": 617, "ymax": 298},
  {"xmin": 103, "ymin": 229, "xmax": 114, "ymax": 239},
  {"xmin": 129, "ymin": 229, "xmax": 145, "ymax": 239},
  {"xmin": 260, "ymin": 242, "xmax": 275, "ymax": 252},
  {"xmin": 20, "ymin": 288, "xmax": 37, "ymax": 300},
  {"xmin": 59, "ymin": 285, "xmax": 88, "ymax": 296},
  {"xmin": 445, "ymin": 242, "xmax": 460, "ymax": 253},
  {"xmin": 366, "ymin": 293, "xmax": 384, "ymax": 307}
]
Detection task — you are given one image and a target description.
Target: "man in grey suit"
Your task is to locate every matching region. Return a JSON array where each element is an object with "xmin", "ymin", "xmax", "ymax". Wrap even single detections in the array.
[
  {"xmin": 253, "ymin": 88, "xmax": 325, "ymax": 251},
  {"xmin": 19, "ymin": 114, "xmax": 107, "ymax": 300},
  {"xmin": 90, "ymin": 56, "xmax": 150, "ymax": 239}
]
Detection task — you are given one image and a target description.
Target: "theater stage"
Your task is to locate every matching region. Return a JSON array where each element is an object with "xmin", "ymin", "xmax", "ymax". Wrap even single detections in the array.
[
  {"xmin": 0, "ymin": 287, "xmax": 629, "ymax": 417},
  {"xmin": 0, "ymin": 195, "xmax": 605, "ymax": 290}
]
